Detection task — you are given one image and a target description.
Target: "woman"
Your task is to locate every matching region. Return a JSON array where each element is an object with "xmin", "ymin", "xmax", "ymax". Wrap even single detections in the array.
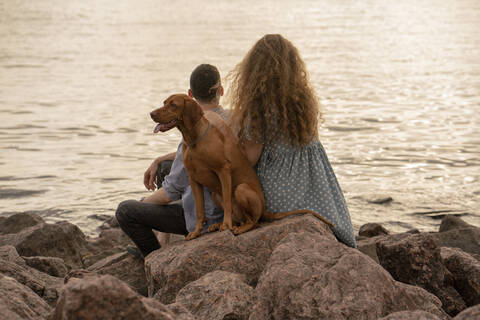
[{"xmin": 227, "ymin": 34, "xmax": 356, "ymax": 247}]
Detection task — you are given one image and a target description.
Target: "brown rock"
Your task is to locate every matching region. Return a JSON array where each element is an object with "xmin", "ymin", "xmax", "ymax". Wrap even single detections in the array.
[
  {"xmin": 0, "ymin": 245, "xmax": 26, "ymax": 265},
  {"xmin": 250, "ymin": 231, "xmax": 448, "ymax": 320},
  {"xmin": 23, "ymin": 256, "xmax": 69, "ymax": 277},
  {"xmin": 357, "ymin": 233, "xmax": 410, "ymax": 264},
  {"xmin": 174, "ymin": 271, "xmax": 255, "ymax": 320},
  {"xmin": 0, "ymin": 212, "xmax": 44, "ymax": 235},
  {"xmin": 0, "ymin": 274, "xmax": 51, "ymax": 320},
  {"xmin": 51, "ymin": 274, "xmax": 187, "ymax": 320},
  {"xmin": 376, "ymin": 233, "xmax": 466, "ymax": 316},
  {"xmin": 431, "ymin": 221, "xmax": 480, "ymax": 257},
  {"xmin": 83, "ymin": 228, "xmax": 133, "ymax": 267},
  {"xmin": 0, "ymin": 257, "xmax": 62, "ymax": 306},
  {"xmin": 145, "ymin": 215, "xmax": 336, "ymax": 304},
  {"xmin": 441, "ymin": 247, "xmax": 480, "ymax": 306},
  {"xmin": 64, "ymin": 269, "xmax": 96, "ymax": 284},
  {"xmin": 0, "ymin": 221, "xmax": 89, "ymax": 268},
  {"xmin": 359, "ymin": 223, "xmax": 390, "ymax": 237},
  {"xmin": 377, "ymin": 310, "xmax": 442, "ymax": 319},
  {"xmin": 453, "ymin": 304, "xmax": 480, "ymax": 320},
  {"xmin": 439, "ymin": 216, "xmax": 474, "ymax": 232},
  {"xmin": 98, "ymin": 215, "xmax": 120, "ymax": 230},
  {"xmin": 87, "ymin": 251, "xmax": 148, "ymax": 296}
]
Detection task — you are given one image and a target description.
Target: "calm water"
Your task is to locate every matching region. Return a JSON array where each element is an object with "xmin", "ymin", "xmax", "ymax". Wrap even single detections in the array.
[{"xmin": 1, "ymin": 0, "xmax": 479, "ymax": 236}]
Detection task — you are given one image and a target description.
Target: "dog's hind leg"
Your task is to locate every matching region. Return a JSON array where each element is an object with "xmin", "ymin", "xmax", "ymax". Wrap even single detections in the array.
[{"xmin": 231, "ymin": 183, "xmax": 262, "ymax": 235}]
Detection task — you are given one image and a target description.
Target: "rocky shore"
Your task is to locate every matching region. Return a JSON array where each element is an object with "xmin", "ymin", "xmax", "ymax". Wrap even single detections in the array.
[{"xmin": 0, "ymin": 211, "xmax": 479, "ymax": 320}]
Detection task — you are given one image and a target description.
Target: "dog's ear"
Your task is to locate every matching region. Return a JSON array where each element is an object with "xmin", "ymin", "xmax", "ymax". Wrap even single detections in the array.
[{"xmin": 182, "ymin": 97, "xmax": 204, "ymax": 130}]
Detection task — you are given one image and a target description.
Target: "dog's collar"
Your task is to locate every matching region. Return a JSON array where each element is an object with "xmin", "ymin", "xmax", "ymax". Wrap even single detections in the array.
[{"xmin": 184, "ymin": 122, "xmax": 210, "ymax": 148}]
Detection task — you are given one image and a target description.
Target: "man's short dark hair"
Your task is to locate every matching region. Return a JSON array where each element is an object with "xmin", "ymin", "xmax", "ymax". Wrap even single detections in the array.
[{"xmin": 190, "ymin": 64, "xmax": 221, "ymax": 103}]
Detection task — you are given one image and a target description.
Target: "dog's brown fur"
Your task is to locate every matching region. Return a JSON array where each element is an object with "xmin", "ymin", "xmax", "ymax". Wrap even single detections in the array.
[{"xmin": 150, "ymin": 94, "xmax": 333, "ymax": 240}]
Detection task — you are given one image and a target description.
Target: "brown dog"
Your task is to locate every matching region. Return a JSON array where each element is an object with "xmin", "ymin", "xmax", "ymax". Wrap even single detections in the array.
[{"xmin": 150, "ymin": 94, "xmax": 333, "ymax": 240}]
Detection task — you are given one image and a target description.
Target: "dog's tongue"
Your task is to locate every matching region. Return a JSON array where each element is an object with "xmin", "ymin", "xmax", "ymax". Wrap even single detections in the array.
[{"xmin": 153, "ymin": 123, "xmax": 163, "ymax": 133}]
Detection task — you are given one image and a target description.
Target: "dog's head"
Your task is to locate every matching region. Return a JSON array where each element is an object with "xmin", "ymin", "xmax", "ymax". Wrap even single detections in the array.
[{"xmin": 150, "ymin": 94, "xmax": 203, "ymax": 133}]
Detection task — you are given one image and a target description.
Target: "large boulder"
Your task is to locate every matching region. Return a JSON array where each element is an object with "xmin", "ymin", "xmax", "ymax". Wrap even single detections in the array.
[
  {"xmin": 51, "ymin": 274, "xmax": 192, "ymax": 320},
  {"xmin": 439, "ymin": 216, "xmax": 475, "ymax": 233},
  {"xmin": 249, "ymin": 231, "xmax": 448, "ymax": 320},
  {"xmin": 0, "ymin": 221, "xmax": 89, "ymax": 268},
  {"xmin": 376, "ymin": 233, "xmax": 466, "ymax": 316},
  {"xmin": 0, "ymin": 257, "xmax": 62, "ymax": 305},
  {"xmin": 174, "ymin": 271, "xmax": 256, "ymax": 320},
  {"xmin": 0, "ymin": 212, "xmax": 44, "ymax": 235},
  {"xmin": 87, "ymin": 251, "xmax": 147, "ymax": 296},
  {"xmin": 23, "ymin": 256, "xmax": 69, "ymax": 278},
  {"xmin": 453, "ymin": 304, "xmax": 480, "ymax": 320},
  {"xmin": 0, "ymin": 274, "xmax": 51, "ymax": 320},
  {"xmin": 145, "ymin": 215, "xmax": 336, "ymax": 304},
  {"xmin": 441, "ymin": 247, "xmax": 480, "ymax": 306}
]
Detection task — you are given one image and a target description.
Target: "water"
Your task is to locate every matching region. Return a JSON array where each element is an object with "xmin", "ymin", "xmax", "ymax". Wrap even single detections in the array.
[{"xmin": 1, "ymin": 0, "xmax": 479, "ymax": 236}]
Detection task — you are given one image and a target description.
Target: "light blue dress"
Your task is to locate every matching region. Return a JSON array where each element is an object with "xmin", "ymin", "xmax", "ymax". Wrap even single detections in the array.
[{"xmin": 255, "ymin": 140, "xmax": 356, "ymax": 248}]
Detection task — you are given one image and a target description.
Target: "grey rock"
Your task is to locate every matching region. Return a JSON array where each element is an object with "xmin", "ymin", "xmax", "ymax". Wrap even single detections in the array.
[
  {"xmin": 439, "ymin": 216, "xmax": 474, "ymax": 232},
  {"xmin": 453, "ymin": 304, "xmax": 480, "ymax": 320},
  {"xmin": 359, "ymin": 223, "xmax": 390, "ymax": 238},
  {"xmin": 377, "ymin": 310, "xmax": 442, "ymax": 320},
  {"xmin": 0, "ymin": 212, "xmax": 44, "ymax": 235},
  {"xmin": 0, "ymin": 245, "xmax": 26, "ymax": 265}
]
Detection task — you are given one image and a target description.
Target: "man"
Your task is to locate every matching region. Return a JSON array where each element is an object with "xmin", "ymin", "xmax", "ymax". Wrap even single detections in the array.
[{"xmin": 116, "ymin": 64, "xmax": 225, "ymax": 259}]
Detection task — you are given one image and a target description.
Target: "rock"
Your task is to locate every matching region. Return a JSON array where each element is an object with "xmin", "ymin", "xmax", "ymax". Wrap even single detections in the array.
[
  {"xmin": 0, "ymin": 245, "xmax": 26, "ymax": 265},
  {"xmin": 365, "ymin": 195, "xmax": 394, "ymax": 204},
  {"xmin": 376, "ymin": 233, "xmax": 466, "ymax": 316},
  {"xmin": 64, "ymin": 269, "xmax": 96, "ymax": 284},
  {"xmin": 249, "ymin": 231, "xmax": 448, "ymax": 320},
  {"xmin": 0, "ymin": 274, "xmax": 51, "ymax": 320},
  {"xmin": 166, "ymin": 304, "xmax": 196, "ymax": 320},
  {"xmin": 174, "ymin": 271, "xmax": 255, "ymax": 320},
  {"xmin": 453, "ymin": 304, "xmax": 480, "ymax": 320},
  {"xmin": 145, "ymin": 215, "xmax": 336, "ymax": 304},
  {"xmin": 441, "ymin": 247, "xmax": 480, "ymax": 306},
  {"xmin": 439, "ymin": 216, "xmax": 474, "ymax": 232},
  {"xmin": 98, "ymin": 215, "xmax": 120, "ymax": 230},
  {"xmin": 0, "ymin": 212, "xmax": 44, "ymax": 235},
  {"xmin": 0, "ymin": 257, "xmax": 62, "ymax": 305},
  {"xmin": 0, "ymin": 221, "xmax": 89, "ymax": 268},
  {"xmin": 377, "ymin": 310, "xmax": 442, "ymax": 319},
  {"xmin": 23, "ymin": 256, "xmax": 69, "ymax": 278},
  {"xmin": 87, "ymin": 251, "xmax": 148, "ymax": 296},
  {"xmin": 357, "ymin": 233, "xmax": 410, "ymax": 264},
  {"xmin": 51, "ymin": 274, "xmax": 189, "ymax": 320},
  {"xmin": 359, "ymin": 223, "xmax": 389, "ymax": 237},
  {"xmin": 83, "ymin": 228, "xmax": 133, "ymax": 267}
]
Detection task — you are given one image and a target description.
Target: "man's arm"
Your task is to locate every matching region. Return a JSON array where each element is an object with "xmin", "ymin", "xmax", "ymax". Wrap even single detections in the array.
[
  {"xmin": 144, "ymin": 152, "xmax": 176, "ymax": 190},
  {"xmin": 142, "ymin": 187, "xmax": 173, "ymax": 204}
]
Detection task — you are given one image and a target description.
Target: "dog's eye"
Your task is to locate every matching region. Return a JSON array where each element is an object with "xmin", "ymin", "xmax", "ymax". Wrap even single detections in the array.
[{"xmin": 169, "ymin": 103, "xmax": 176, "ymax": 110}]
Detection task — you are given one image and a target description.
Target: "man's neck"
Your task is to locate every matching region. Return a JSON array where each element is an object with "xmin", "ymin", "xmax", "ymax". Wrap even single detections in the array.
[{"xmin": 197, "ymin": 102, "xmax": 219, "ymax": 112}]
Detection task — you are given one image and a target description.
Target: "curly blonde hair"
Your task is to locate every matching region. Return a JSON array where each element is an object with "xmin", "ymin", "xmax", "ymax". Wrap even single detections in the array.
[{"xmin": 227, "ymin": 34, "xmax": 322, "ymax": 147}]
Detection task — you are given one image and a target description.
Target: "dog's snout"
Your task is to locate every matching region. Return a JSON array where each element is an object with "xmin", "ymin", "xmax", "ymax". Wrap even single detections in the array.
[{"xmin": 150, "ymin": 111, "xmax": 155, "ymax": 119}]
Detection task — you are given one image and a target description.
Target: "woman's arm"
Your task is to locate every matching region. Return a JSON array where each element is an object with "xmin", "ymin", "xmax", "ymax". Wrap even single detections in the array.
[{"xmin": 241, "ymin": 139, "xmax": 263, "ymax": 166}]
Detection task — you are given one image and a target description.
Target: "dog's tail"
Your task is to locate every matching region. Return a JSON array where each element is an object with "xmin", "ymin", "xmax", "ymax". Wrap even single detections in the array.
[{"xmin": 262, "ymin": 209, "xmax": 335, "ymax": 229}]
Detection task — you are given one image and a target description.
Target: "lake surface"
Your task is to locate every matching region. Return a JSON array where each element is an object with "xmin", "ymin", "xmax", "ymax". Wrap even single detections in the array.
[{"xmin": 1, "ymin": 0, "xmax": 479, "ymax": 236}]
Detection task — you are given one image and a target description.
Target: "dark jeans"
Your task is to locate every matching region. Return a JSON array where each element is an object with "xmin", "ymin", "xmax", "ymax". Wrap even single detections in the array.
[
  {"xmin": 116, "ymin": 200, "xmax": 188, "ymax": 257},
  {"xmin": 115, "ymin": 160, "xmax": 185, "ymax": 257}
]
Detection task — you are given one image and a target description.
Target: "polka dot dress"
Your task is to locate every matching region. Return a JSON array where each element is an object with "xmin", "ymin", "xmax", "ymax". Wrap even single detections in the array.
[{"xmin": 255, "ymin": 140, "xmax": 356, "ymax": 248}]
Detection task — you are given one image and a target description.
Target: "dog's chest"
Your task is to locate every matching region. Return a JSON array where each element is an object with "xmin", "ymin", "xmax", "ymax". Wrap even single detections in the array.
[{"xmin": 182, "ymin": 147, "xmax": 221, "ymax": 191}]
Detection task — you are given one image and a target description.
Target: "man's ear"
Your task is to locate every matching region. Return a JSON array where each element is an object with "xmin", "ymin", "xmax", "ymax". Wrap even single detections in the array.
[
  {"xmin": 188, "ymin": 89, "xmax": 193, "ymax": 98},
  {"xmin": 183, "ymin": 97, "xmax": 203, "ymax": 130},
  {"xmin": 219, "ymin": 86, "xmax": 224, "ymax": 97}
]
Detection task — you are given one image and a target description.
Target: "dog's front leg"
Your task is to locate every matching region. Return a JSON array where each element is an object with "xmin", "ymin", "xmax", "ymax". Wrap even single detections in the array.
[
  {"xmin": 186, "ymin": 178, "xmax": 206, "ymax": 240},
  {"xmin": 218, "ymin": 164, "xmax": 233, "ymax": 232}
]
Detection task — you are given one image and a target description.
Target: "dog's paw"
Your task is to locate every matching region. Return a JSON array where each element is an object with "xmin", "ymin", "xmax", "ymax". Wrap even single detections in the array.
[
  {"xmin": 207, "ymin": 223, "xmax": 221, "ymax": 233},
  {"xmin": 185, "ymin": 231, "xmax": 200, "ymax": 240},
  {"xmin": 219, "ymin": 222, "xmax": 233, "ymax": 232}
]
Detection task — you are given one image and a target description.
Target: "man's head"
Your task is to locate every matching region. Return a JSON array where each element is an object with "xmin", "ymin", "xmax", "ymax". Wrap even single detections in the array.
[{"xmin": 189, "ymin": 64, "xmax": 223, "ymax": 105}]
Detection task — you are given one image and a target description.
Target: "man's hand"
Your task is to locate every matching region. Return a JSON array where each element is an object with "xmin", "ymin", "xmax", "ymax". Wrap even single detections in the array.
[
  {"xmin": 143, "ymin": 152, "xmax": 176, "ymax": 190},
  {"xmin": 144, "ymin": 159, "xmax": 160, "ymax": 190}
]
